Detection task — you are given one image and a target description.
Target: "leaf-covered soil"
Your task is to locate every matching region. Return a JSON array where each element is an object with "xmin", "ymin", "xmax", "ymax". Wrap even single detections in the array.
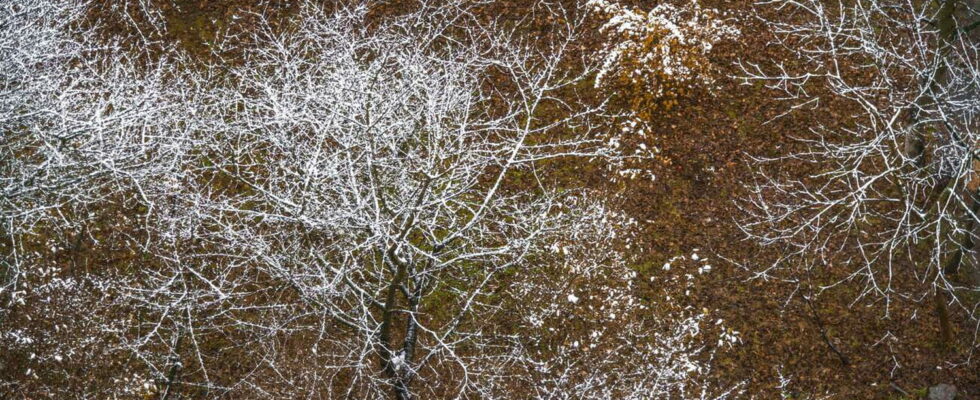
[{"xmin": 109, "ymin": 0, "xmax": 980, "ymax": 397}]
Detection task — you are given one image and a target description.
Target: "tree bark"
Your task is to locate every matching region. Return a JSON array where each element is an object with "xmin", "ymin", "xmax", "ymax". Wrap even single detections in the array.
[{"xmin": 905, "ymin": 0, "xmax": 957, "ymax": 165}]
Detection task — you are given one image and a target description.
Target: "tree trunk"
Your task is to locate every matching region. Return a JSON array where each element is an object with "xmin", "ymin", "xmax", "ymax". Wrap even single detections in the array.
[{"xmin": 906, "ymin": 0, "xmax": 958, "ymax": 165}]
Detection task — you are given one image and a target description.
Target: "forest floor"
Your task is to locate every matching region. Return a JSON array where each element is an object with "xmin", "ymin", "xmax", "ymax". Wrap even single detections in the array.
[{"xmin": 148, "ymin": 0, "xmax": 979, "ymax": 397}]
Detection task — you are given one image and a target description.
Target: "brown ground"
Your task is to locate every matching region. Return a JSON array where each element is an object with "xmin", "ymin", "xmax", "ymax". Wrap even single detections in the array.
[{"xmin": 98, "ymin": 0, "xmax": 980, "ymax": 397}]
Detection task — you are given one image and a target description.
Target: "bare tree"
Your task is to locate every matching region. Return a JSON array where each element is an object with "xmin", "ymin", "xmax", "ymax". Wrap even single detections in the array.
[
  {"xmin": 1, "ymin": 0, "xmax": 201, "ymax": 396},
  {"xmin": 188, "ymin": 2, "xmax": 625, "ymax": 397},
  {"xmin": 740, "ymin": 0, "xmax": 980, "ymax": 355},
  {"xmin": 2, "ymin": 0, "xmax": 741, "ymax": 398}
]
